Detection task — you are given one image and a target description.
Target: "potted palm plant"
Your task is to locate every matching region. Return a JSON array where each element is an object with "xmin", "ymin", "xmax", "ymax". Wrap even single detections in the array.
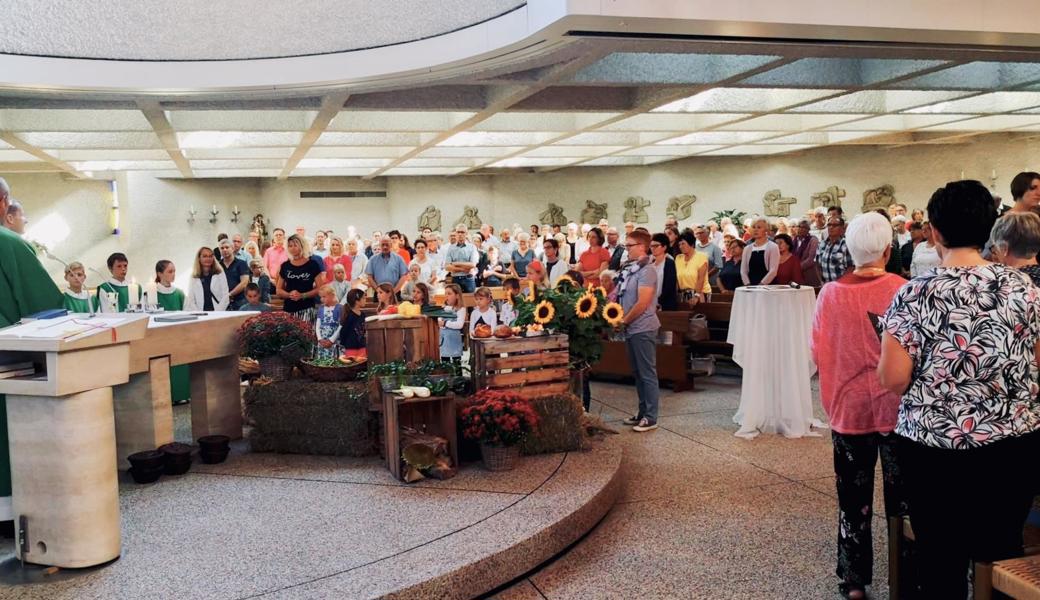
[{"xmin": 237, "ymin": 312, "xmax": 316, "ymax": 381}]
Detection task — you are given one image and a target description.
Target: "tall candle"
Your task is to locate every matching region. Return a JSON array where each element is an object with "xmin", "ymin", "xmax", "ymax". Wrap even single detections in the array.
[
  {"xmin": 992, "ymin": 169, "xmax": 997, "ymax": 179},
  {"xmin": 212, "ymin": 204, "xmax": 217, "ymax": 213},
  {"xmin": 960, "ymin": 170, "xmax": 965, "ymax": 180},
  {"xmin": 128, "ymin": 278, "xmax": 140, "ymax": 305}
]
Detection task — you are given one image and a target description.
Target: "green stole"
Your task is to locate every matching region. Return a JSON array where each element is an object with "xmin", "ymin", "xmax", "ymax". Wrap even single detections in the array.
[
  {"xmin": 0, "ymin": 227, "xmax": 63, "ymax": 503},
  {"xmin": 63, "ymin": 290, "xmax": 93, "ymax": 313},
  {"xmin": 156, "ymin": 285, "xmax": 191, "ymax": 404}
]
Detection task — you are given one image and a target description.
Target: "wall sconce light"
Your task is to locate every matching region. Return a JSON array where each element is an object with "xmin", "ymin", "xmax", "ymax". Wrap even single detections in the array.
[
  {"xmin": 188, "ymin": 205, "xmax": 198, "ymax": 225},
  {"xmin": 990, "ymin": 169, "xmax": 998, "ymax": 191},
  {"xmin": 231, "ymin": 205, "xmax": 241, "ymax": 223},
  {"xmin": 209, "ymin": 204, "xmax": 220, "ymax": 224}
]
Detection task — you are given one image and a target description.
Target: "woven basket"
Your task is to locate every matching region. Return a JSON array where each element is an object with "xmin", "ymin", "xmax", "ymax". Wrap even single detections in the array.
[
  {"xmin": 480, "ymin": 443, "xmax": 520, "ymax": 471},
  {"xmin": 300, "ymin": 359, "xmax": 366, "ymax": 382},
  {"xmin": 258, "ymin": 356, "xmax": 292, "ymax": 381}
]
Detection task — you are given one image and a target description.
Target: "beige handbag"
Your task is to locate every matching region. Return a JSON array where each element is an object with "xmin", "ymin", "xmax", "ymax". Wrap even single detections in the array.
[{"xmin": 686, "ymin": 313, "xmax": 710, "ymax": 342}]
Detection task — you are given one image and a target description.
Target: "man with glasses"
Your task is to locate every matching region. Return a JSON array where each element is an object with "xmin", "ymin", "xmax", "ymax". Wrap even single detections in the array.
[
  {"xmin": 617, "ymin": 231, "xmax": 661, "ymax": 433},
  {"xmin": 605, "ymin": 227, "xmax": 626, "ymax": 271},
  {"xmin": 445, "ymin": 224, "xmax": 479, "ymax": 292},
  {"xmin": 818, "ymin": 217, "xmax": 853, "ymax": 283},
  {"xmin": 792, "ymin": 218, "xmax": 822, "ymax": 287}
]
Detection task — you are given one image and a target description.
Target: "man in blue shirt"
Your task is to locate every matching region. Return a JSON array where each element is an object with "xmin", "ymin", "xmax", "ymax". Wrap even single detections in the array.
[
  {"xmin": 219, "ymin": 240, "xmax": 251, "ymax": 310},
  {"xmin": 365, "ymin": 236, "xmax": 409, "ymax": 293},
  {"xmin": 445, "ymin": 224, "xmax": 480, "ymax": 292}
]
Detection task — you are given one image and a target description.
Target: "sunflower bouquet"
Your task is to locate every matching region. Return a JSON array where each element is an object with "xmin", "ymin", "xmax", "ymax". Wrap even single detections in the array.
[{"xmin": 512, "ymin": 276, "xmax": 624, "ymax": 369}]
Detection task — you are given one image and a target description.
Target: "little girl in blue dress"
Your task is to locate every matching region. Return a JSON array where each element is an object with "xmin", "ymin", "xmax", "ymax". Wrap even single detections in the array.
[{"xmin": 314, "ymin": 285, "xmax": 343, "ymax": 360}]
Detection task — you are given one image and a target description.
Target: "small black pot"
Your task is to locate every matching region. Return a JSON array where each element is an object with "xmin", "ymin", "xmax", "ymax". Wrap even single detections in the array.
[
  {"xmin": 199, "ymin": 447, "xmax": 230, "ymax": 465},
  {"xmin": 129, "ymin": 465, "xmax": 163, "ymax": 484},
  {"xmin": 197, "ymin": 435, "xmax": 230, "ymax": 452},
  {"xmin": 159, "ymin": 442, "xmax": 194, "ymax": 475},
  {"xmin": 127, "ymin": 450, "xmax": 165, "ymax": 472}
]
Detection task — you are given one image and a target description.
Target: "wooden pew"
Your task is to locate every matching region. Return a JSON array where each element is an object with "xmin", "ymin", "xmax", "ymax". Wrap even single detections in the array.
[
  {"xmin": 590, "ymin": 310, "xmax": 693, "ymax": 392},
  {"xmin": 689, "ymin": 301, "xmax": 734, "ymax": 357}
]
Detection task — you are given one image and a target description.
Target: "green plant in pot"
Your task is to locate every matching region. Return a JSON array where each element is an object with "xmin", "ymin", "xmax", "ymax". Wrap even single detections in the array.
[
  {"xmin": 238, "ymin": 312, "xmax": 316, "ymax": 380},
  {"xmin": 366, "ymin": 360, "xmax": 409, "ymax": 392}
]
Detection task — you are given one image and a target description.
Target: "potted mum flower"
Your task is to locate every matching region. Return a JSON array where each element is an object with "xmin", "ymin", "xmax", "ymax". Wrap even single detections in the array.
[
  {"xmin": 238, "ymin": 312, "xmax": 316, "ymax": 381},
  {"xmin": 459, "ymin": 390, "xmax": 540, "ymax": 471}
]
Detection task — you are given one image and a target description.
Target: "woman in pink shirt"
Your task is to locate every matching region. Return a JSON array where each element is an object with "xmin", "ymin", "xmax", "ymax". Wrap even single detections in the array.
[{"xmin": 810, "ymin": 212, "xmax": 907, "ymax": 600}]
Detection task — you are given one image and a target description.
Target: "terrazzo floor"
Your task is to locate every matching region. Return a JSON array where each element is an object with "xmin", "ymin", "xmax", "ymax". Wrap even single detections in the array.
[{"xmin": 489, "ymin": 375, "xmax": 892, "ymax": 600}]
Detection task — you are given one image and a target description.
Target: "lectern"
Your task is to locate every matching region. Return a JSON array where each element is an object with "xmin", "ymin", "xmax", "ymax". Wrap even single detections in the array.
[{"xmin": 0, "ymin": 314, "xmax": 149, "ymax": 568}]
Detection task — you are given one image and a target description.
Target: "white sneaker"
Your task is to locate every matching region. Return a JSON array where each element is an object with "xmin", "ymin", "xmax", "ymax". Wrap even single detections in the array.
[{"xmin": 632, "ymin": 418, "xmax": 658, "ymax": 432}]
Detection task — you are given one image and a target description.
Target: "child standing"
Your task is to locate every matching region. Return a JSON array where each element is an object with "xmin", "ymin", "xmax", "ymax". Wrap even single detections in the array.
[
  {"xmin": 340, "ymin": 289, "xmax": 367, "ymax": 359},
  {"xmin": 498, "ymin": 278, "xmax": 520, "ymax": 326},
  {"xmin": 238, "ymin": 283, "xmax": 272, "ymax": 312},
  {"xmin": 154, "ymin": 260, "xmax": 191, "ymax": 405},
  {"xmin": 439, "ymin": 283, "xmax": 465, "ymax": 365},
  {"xmin": 470, "ymin": 286, "xmax": 498, "ymax": 336},
  {"xmin": 97, "ymin": 252, "xmax": 140, "ymax": 312},
  {"xmin": 314, "ymin": 285, "xmax": 343, "ymax": 360},
  {"xmin": 330, "ymin": 264, "xmax": 350, "ymax": 304},
  {"xmin": 62, "ymin": 262, "xmax": 92, "ymax": 312}
]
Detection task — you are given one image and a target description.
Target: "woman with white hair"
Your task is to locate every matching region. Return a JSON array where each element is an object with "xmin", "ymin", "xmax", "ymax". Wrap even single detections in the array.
[
  {"xmin": 509, "ymin": 232, "xmax": 536, "ymax": 278},
  {"xmin": 740, "ymin": 217, "xmax": 779, "ymax": 285},
  {"xmin": 810, "ymin": 212, "xmax": 908, "ymax": 600},
  {"xmin": 988, "ymin": 211, "xmax": 1040, "ymax": 286}
]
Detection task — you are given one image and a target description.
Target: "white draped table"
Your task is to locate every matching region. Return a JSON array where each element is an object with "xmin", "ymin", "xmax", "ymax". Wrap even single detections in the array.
[{"xmin": 726, "ymin": 285, "xmax": 827, "ymax": 439}]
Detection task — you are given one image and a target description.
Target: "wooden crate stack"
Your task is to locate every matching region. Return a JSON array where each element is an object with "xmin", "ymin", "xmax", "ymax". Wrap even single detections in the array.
[
  {"xmin": 366, "ymin": 316, "xmax": 440, "ymax": 365},
  {"xmin": 471, "ymin": 334, "xmax": 570, "ymax": 396}
]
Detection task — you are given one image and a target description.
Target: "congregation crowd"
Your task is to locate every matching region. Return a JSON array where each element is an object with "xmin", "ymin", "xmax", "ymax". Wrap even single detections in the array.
[{"xmin": 6, "ymin": 170, "xmax": 1040, "ymax": 598}]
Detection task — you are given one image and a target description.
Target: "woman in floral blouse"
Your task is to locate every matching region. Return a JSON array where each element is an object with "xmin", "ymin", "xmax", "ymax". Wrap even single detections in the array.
[{"xmin": 878, "ymin": 180, "xmax": 1040, "ymax": 599}]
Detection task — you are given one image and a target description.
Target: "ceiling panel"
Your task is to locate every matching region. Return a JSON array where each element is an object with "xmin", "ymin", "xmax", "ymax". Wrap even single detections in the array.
[
  {"xmin": 177, "ymin": 131, "xmax": 303, "ymax": 148},
  {"xmin": 438, "ymin": 132, "xmax": 564, "ymax": 146},
  {"xmin": 471, "ymin": 112, "xmax": 620, "ymax": 132},
  {"xmin": 183, "ymin": 147, "xmax": 294, "ymax": 159},
  {"xmin": 189, "ymin": 159, "xmax": 288, "ymax": 170},
  {"xmin": 51, "ymin": 149, "xmax": 171, "ymax": 161},
  {"xmin": 489, "ymin": 157, "xmax": 579, "ymax": 168},
  {"xmin": 653, "ymin": 88, "xmax": 838, "ymax": 113},
  {"xmin": 700, "ymin": 145, "xmax": 817, "ymax": 156},
  {"xmin": 380, "ymin": 167, "xmax": 469, "ymax": 176},
  {"xmin": 417, "ymin": 146, "xmax": 526, "ymax": 158},
  {"xmin": 660, "ymin": 131, "xmax": 776, "ymax": 145},
  {"xmin": 599, "ymin": 113, "xmax": 751, "ymax": 131},
  {"xmin": 314, "ymin": 132, "xmax": 422, "ymax": 146},
  {"xmin": 19, "ymin": 131, "xmax": 162, "ymax": 149},
  {"xmin": 0, "ymin": 109, "xmax": 153, "ymax": 132},
  {"xmin": 523, "ymin": 145, "xmax": 629, "ymax": 158},
  {"xmin": 306, "ymin": 146, "xmax": 414, "ymax": 158},
  {"xmin": 193, "ymin": 169, "xmax": 284, "ymax": 178},
  {"xmin": 904, "ymin": 91, "xmax": 1040, "ymax": 114},
  {"xmin": 890, "ymin": 61, "xmax": 1040, "ymax": 90},
  {"xmin": 168, "ymin": 110, "xmax": 315, "ymax": 131},
  {"xmin": 0, "ymin": 149, "xmax": 42, "ymax": 162},
  {"xmin": 295, "ymin": 158, "xmax": 392, "ymax": 169},
  {"xmin": 327, "ymin": 111, "xmax": 475, "ymax": 132},
  {"xmin": 69, "ymin": 160, "xmax": 176, "ymax": 170},
  {"xmin": 571, "ymin": 53, "xmax": 781, "ymax": 85},
  {"xmin": 789, "ymin": 90, "xmax": 974, "ymax": 114},
  {"xmin": 741, "ymin": 58, "xmax": 947, "ymax": 88}
]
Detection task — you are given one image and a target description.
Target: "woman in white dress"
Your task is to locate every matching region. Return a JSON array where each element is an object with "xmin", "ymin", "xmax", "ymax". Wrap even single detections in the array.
[{"xmin": 910, "ymin": 222, "xmax": 941, "ymax": 277}]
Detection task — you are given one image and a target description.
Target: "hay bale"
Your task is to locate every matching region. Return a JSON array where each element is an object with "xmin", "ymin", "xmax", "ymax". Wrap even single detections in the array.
[
  {"xmin": 243, "ymin": 380, "xmax": 375, "ymax": 456},
  {"xmin": 521, "ymin": 393, "xmax": 585, "ymax": 455}
]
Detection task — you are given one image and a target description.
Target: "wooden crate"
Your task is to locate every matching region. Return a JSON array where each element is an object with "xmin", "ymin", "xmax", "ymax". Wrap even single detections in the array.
[
  {"xmin": 381, "ymin": 392, "xmax": 457, "ymax": 481},
  {"xmin": 366, "ymin": 316, "xmax": 440, "ymax": 365},
  {"xmin": 471, "ymin": 334, "xmax": 570, "ymax": 396}
]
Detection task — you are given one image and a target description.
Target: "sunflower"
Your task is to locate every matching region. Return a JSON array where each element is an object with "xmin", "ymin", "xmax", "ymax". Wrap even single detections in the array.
[
  {"xmin": 534, "ymin": 300, "xmax": 556, "ymax": 324},
  {"xmin": 555, "ymin": 274, "xmax": 577, "ymax": 289},
  {"xmin": 587, "ymin": 284, "xmax": 606, "ymax": 297},
  {"xmin": 575, "ymin": 292, "xmax": 598, "ymax": 319},
  {"xmin": 602, "ymin": 302, "xmax": 624, "ymax": 327}
]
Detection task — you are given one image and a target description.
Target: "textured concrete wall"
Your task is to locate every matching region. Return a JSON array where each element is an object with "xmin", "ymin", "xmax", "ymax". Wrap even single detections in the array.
[{"xmin": 5, "ymin": 133, "xmax": 1033, "ymax": 288}]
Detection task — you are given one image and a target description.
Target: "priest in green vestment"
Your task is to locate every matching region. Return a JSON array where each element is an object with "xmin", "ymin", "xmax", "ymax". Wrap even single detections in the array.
[
  {"xmin": 0, "ymin": 178, "xmax": 64, "ymax": 521},
  {"xmin": 97, "ymin": 252, "xmax": 139, "ymax": 312}
]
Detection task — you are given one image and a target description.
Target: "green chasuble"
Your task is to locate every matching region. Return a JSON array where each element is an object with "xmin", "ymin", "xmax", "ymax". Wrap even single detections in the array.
[
  {"xmin": 156, "ymin": 285, "xmax": 191, "ymax": 404},
  {"xmin": 0, "ymin": 227, "xmax": 63, "ymax": 501},
  {"xmin": 97, "ymin": 279, "xmax": 140, "ymax": 312},
  {"xmin": 63, "ymin": 290, "xmax": 93, "ymax": 313}
]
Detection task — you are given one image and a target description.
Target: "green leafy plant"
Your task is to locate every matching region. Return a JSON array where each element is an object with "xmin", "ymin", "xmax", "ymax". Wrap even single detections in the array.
[
  {"xmin": 238, "ymin": 312, "xmax": 316, "ymax": 360},
  {"xmin": 710, "ymin": 209, "xmax": 748, "ymax": 234}
]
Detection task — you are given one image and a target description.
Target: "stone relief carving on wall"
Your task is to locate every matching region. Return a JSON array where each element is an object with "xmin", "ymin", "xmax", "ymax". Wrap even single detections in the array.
[
  {"xmin": 763, "ymin": 189, "xmax": 797, "ymax": 217},
  {"xmin": 417, "ymin": 205, "xmax": 441, "ymax": 232},
  {"xmin": 811, "ymin": 186, "xmax": 846, "ymax": 209},
  {"xmin": 539, "ymin": 203, "xmax": 568, "ymax": 226},
  {"xmin": 580, "ymin": 200, "xmax": 608, "ymax": 224},
  {"xmin": 666, "ymin": 195, "xmax": 697, "ymax": 221},
  {"xmin": 454, "ymin": 205, "xmax": 483, "ymax": 230},
  {"xmin": 623, "ymin": 196, "xmax": 650, "ymax": 224},
  {"xmin": 862, "ymin": 184, "xmax": 896, "ymax": 212}
]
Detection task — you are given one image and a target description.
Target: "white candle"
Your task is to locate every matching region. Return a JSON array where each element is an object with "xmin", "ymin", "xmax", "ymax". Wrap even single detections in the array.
[
  {"xmin": 234, "ymin": 205, "xmax": 238, "ymax": 213},
  {"xmin": 960, "ymin": 170, "xmax": 965, "ymax": 180},
  {"xmin": 992, "ymin": 169, "xmax": 997, "ymax": 179},
  {"xmin": 212, "ymin": 204, "xmax": 217, "ymax": 213},
  {"xmin": 128, "ymin": 278, "xmax": 140, "ymax": 305}
]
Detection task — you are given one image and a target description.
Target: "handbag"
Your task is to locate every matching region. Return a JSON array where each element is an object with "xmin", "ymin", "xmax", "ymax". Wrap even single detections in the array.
[{"xmin": 686, "ymin": 313, "xmax": 710, "ymax": 342}]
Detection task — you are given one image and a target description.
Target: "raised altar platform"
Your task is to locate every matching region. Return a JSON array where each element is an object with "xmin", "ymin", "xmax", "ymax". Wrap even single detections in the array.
[{"xmin": 0, "ymin": 406, "xmax": 621, "ymax": 600}]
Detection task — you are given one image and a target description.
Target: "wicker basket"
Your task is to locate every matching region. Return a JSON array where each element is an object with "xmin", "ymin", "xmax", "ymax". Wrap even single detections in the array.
[
  {"xmin": 258, "ymin": 356, "xmax": 292, "ymax": 381},
  {"xmin": 299, "ymin": 359, "xmax": 366, "ymax": 382},
  {"xmin": 480, "ymin": 443, "xmax": 520, "ymax": 471}
]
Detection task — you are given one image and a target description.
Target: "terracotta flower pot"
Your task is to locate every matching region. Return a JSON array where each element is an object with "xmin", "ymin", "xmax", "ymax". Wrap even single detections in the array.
[{"xmin": 480, "ymin": 443, "xmax": 520, "ymax": 471}]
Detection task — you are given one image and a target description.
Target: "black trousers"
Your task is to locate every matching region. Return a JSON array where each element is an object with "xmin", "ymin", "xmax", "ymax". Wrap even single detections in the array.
[
  {"xmin": 831, "ymin": 431, "xmax": 907, "ymax": 588},
  {"xmin": 898, "ymin": 431, "xmax": 1040, "ymax": 599}
]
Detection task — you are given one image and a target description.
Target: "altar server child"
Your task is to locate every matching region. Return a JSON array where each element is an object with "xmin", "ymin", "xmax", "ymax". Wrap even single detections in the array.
[
  {"xmin": 330, "ymin": 263, "xmax": 350, "ymax": 303},
  {"xmin": 62, "ymin": 262, "xmax": 92, "ymax": 312},
  {"xmin": 314, "ymin": 285, "xmax": 342, "ymax": 360},
  {"xmin": 154, "ymin": 260, "xmax": 191, "ymax": 404},
  {"xmin": 498, "ymin": 277, "xmax": 520, "ymax": 326},
  {"xmin": 340, "ymin": 289, "xmax": 367, "ymax": 359},
  {"xmin": 238, "ymin": 283, "xmax": 272, "ymax": 312},
  {"xmin": 439, "ymin": 283, "xmax": 465, "ymax": 366},
  {"xmin": 470, "ymin": 286, "xmax": 498, "ymax": 336},
  {"xmin": 98, "ymin": 252, "xmax": 140, "ymax": 312},
  {"xmin": 154, "ymin": 260, "xmax": 186, "ymax": 311}
]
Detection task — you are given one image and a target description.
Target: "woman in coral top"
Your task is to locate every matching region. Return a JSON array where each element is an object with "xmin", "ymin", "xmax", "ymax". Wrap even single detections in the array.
[
  {"xmin": 810, "ymin": 212, "xmax": 907, "ymax": 600},
  {"xmin": 771, "ymin": 234, "xmax": 804, "ymax": 285}
]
